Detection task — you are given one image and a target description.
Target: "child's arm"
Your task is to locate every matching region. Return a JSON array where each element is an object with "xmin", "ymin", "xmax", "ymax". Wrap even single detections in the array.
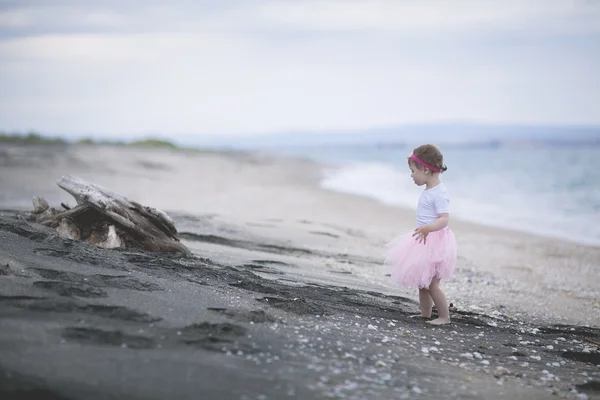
[{"xmin": 412, "ymin": 213, "xmax": 449, "ymax": 243}]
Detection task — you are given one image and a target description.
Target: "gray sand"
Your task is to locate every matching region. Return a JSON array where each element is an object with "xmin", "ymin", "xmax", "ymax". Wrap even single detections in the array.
[{"xmin": 1, "ymin": 213, "xmax": 598, "ymax": 399}]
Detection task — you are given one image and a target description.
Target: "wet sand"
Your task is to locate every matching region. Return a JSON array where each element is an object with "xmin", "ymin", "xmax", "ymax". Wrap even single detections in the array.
[{"xmin": 0, "ymin": 144, "xmax": 599, "ymax": 399}]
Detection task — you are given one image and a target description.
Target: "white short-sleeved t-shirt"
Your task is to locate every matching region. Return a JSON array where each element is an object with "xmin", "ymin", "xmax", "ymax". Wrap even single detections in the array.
[{"xmin": 416, "ymin": 183, "xmax": 450, "ymax": 227}]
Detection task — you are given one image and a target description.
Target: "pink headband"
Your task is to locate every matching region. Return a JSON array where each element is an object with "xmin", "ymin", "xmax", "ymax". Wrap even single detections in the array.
[{"xmin": 409, "ymin": 154, "xmax": 440, "ymax": 173}]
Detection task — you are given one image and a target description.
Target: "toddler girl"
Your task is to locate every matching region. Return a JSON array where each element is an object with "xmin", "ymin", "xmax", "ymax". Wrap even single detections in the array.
[{"xmin": 385, "ymin": 144, "xmax": 457, "ymax": 325}]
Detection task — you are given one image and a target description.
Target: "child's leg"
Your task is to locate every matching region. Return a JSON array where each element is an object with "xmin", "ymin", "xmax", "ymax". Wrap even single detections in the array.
[
  {"xmin": 426, "ymin": 278, "xmax": 451, "ymax": 325},
  {"xmin": 418, "ymin": 288, "xmax": 433, "ymax": 318}
]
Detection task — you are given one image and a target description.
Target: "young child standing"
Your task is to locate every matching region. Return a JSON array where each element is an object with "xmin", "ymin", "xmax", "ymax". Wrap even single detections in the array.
[{"xmin": 385, "ymin": 144, "xmax": 457, "ymax": 325}]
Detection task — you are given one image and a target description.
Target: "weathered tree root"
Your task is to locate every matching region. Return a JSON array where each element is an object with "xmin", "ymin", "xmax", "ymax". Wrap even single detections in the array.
[{"xmin": 28, "ymin": 175, "xmax": 191, "ymax": 256}]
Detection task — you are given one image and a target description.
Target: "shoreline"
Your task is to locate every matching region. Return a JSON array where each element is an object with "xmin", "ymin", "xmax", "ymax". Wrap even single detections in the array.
[
  {"xmin": 4, "ymin": 141, "xmax": 598, "ymax": 247},
  {"xmin": 243, "ymin": 148, "xmax": 600, "ymax": 250},
  {"xmin": 312, "ymin": 155, "xmax": 600, "ymax": 249},
  {"xmin": 4, "ymin": 142, "xmax": 599, "ymax": 251}
]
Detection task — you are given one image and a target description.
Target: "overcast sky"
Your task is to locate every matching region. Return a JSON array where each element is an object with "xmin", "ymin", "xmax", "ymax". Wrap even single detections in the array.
[{"xmin": 0, "ymin": 0, "xmax": 599, "ymax": 139}]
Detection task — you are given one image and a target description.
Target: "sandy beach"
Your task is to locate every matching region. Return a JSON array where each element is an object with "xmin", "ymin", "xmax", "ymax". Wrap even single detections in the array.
[{"xmin": 1, "ymin": 144, "xmax": 599, "ymax": 399}]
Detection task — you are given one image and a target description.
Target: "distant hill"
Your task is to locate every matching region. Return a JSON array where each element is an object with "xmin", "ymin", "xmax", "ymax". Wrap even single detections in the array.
[
  {"xmin": 0, "ymin": 132, "xmax": 66, "ymax": 145},
  {"xmin": 0, "ymin": 132, "xmax": 179, "ymax": 150},
  {"xmin": 76, "ymin": 138, "xmax": 177, "ymax": 149},
  {"xmin": 3, "ymin": 123, "xmax": 599, "ymax": 150},
  {"xmin": 179, "ymin": 123, "xmax": 600, "ymax": 149}
]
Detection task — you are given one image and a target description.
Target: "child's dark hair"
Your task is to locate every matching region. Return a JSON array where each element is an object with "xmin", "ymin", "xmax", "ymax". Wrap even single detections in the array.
[{"xmin": 408, "ymin": 144, "xmax": 448, "ymax": 173}]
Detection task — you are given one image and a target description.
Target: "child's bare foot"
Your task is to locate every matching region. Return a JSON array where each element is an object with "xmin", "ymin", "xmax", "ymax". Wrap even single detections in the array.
[{"xmin": 427, "ymin": 317, "xmax": 451, "ymax": 325}]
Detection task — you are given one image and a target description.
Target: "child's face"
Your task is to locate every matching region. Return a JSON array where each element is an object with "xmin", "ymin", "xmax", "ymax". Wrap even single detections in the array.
[{"xmin": 409, "ymin": 163, "xmax": 429, "ymax": 186}]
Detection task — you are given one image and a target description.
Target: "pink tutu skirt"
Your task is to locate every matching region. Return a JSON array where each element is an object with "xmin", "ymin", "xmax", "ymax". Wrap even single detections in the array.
[{"xmin": 384, "ymin": 227, "xmax": 457, "ymax": 289}]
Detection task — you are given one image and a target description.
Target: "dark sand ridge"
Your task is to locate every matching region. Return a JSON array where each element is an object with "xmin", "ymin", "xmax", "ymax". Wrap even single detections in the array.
[{"xmin": 1, "ymin": 212, "xmax": 599, "ymax": 400}]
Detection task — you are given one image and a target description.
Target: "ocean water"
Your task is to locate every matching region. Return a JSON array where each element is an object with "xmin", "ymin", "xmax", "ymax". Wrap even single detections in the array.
[{"xmin": 263, "ymin": 144, "xmax": 600, "ymax": 246}]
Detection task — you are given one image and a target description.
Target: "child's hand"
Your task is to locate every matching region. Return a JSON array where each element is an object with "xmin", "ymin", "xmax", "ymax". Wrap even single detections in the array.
[{"xmin": 412, "ymin": 225, "xmax": 431, "ymax": 244}]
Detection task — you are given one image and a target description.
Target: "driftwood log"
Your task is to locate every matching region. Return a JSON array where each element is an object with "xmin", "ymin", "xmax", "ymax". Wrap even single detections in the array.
[{"xmin": 28, "ymin": 175, "xmax": 191, "ymax": 256}]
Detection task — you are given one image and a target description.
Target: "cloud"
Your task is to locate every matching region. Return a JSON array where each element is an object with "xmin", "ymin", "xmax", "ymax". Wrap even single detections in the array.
[
  {"xmin": 3, "ymin": 0, "xmax": 600, "ymax": 36},
  {"xmin": 0, "ymin": 0, "xmax": 599, "ymax": 137}
]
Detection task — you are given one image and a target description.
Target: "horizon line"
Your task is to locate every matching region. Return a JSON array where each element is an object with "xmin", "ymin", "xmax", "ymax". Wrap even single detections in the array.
[{"xmin": 2, "ymin": 121, "xmax": 600, "ymax": 140}]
